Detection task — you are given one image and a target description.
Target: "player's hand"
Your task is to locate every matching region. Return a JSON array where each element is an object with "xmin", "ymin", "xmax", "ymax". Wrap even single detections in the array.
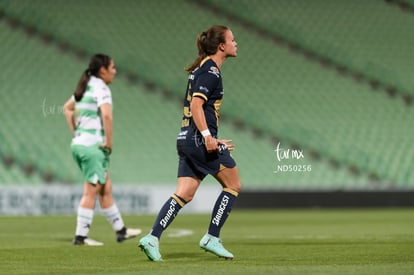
[
  {"xmin": 99, "ymin": 143, "xmax": 112, "ymax": 155},
  {"xmin": 204, "ymin": 137, "xmax": 234, "ymax": 153},
  {"xmin": 204, "ymin": 135, "xmax": 218, "ymax": 153},
  {"xmin": 217, "ymin": 139, "xmax": 235, "ymax": 151}
]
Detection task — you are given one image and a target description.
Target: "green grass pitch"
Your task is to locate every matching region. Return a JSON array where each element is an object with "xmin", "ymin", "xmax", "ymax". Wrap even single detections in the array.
[{"xmin": 1, "ymin": 209, "xmax": 413, "ymax": 274}]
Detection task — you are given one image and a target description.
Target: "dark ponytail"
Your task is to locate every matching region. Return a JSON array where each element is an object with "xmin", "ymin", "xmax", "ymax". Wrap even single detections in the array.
[
  {"xmin": 185, "ymin": 25, "xmax": 228, "ymax": 74},
  {"xmin": 74, "ymin": 53, "xmax": 111, "ymax": 102}
]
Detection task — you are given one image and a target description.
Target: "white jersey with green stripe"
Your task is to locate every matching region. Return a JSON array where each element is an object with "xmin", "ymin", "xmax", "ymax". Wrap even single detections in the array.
[{"xmin": 71, "ymin": 76, "xmax": 112, "ymax": 147}]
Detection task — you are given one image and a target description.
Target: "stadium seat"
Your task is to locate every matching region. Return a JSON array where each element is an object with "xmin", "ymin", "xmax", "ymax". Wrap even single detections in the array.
[{"xmin": 0, "ymin": 0, "xmax": 413, "ymax": 189}]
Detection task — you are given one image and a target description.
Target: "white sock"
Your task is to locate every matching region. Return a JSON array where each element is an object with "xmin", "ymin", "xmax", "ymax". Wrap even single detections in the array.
[
  {"xmin": 76, "ymin": 207, "xmax": 94, "ymax": 237},
  {"xmin": 101, "ymin": 204, "xmax": 125, "ymax": 232}
]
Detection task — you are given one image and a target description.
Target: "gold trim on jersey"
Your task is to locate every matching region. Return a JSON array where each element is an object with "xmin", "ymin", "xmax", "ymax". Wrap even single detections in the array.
[
  {"xmin": 193, "ymin": 92, "xmax": 208, "ymax": 102},
  {"xmin": 183, "ymin": 106, "xmax": 191, "ymax": 117},
  {"xmin": 214, "ymin": 99, "xmax": 222, "ymax": 128},
  {"xmin": 187, "ymin": 89, "xmax": 192, "ymax": 102},
  {"xmin": 200, "ymin": 56, "xmax": 211, "ymax": 67}
]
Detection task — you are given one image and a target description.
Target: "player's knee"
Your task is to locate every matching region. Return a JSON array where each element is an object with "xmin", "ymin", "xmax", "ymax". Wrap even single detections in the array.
[
  {"xmin": 234, "ymin": 181, "xmax": 242, "ymax": 193},
  {"xmin": 84, "ymin": 188, "xmax": 99, "ymax": 199},
  {"xmin": 175, "ymin": 192, "xmax": 194, "ymax": 204},
  {"xmin": 184, "ymin": 194, "xmax": 195, "ymax": 203},
  {"xmin": 226, "ymin": 181, "xmax": 241, "ymax": 194}
]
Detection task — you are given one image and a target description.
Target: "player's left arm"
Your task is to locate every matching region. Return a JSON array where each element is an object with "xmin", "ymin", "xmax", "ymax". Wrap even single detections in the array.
[
  {"xmin": 97, "ymin": 85, "xmax": 113, "ymax": 154},
  {"xmin": 63, "ymin": 98, "xmax": 76, "ymax": 135},
  {"xmin": 99, "ymin": 103, "xmax": 113, "ymax": 153}
]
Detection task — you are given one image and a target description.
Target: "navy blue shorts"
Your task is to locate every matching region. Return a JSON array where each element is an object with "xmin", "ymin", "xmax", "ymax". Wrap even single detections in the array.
[{"xmin": 177, "ymin": 143, "xmax": 236, "ymax": 180}]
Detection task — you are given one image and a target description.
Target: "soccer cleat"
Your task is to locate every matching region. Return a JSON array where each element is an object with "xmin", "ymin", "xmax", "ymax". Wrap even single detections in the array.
[
  {"xmin": 138, "ymin": 234, "xmax": 163, "ymax": 261},
  {"xmin": 199, "ymin": 233, "xmax": 234, "ymax": 260},
  {"xmin": 117, "ymin": 228, "xmax": 142, "ymax": 243},
  {"xmin": 73, "ymin": 236, "xmax": 104, "ymax": 246}
]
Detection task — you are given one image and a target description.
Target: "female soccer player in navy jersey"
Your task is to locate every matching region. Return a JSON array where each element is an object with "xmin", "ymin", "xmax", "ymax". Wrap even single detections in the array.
[{"xmin": 139, "ymin": 25, "xmax": 241, "ymax": 261}]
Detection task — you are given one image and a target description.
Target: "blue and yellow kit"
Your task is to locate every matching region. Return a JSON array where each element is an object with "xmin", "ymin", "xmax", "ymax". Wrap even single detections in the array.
[{"xmin": 177, "ymin": 57, "xmax": 236, "ymax": 179}]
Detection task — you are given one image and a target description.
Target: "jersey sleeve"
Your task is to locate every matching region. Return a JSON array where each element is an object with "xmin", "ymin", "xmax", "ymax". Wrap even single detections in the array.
[
  {"xmin": 192, "ymin": 67, "xmax": 220, "ymax": 101},
  {"xmin": 95, "ymin": 84, "xmax": 112, "ymax": 107}
]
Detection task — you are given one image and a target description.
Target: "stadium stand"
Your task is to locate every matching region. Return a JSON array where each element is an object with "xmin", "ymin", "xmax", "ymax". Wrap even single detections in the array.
[
  {"xmin": 0, "ymin": 0, "xmax": 413, "ymax": 190},
  {"xmin": 205, "ymin": 0, "xmax": 414, "ymax": 98}
]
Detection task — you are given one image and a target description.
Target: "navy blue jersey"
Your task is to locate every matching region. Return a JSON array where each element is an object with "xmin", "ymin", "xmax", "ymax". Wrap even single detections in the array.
[
  {"xmin": 178, "ymin": 58, "xmax": 223, "ymax": 144},
  {"xmin": 176, "ymin": 57, "xmax": 236, "ymax": 178}
]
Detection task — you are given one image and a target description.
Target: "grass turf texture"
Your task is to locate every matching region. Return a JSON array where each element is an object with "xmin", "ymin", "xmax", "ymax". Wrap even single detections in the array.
[{"xmin": 0, "ymin": 209, "xmax": 413, "ymax": 274}]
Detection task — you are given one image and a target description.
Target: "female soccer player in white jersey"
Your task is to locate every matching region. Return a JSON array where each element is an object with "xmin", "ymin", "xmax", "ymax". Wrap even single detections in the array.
[
  {"xmin": 63, "ymin": 54, "xmax": 141, "ymax": 246},
  {"xmin": 139, "ymin": 26, "xmax": 241, "ymax": 261}
]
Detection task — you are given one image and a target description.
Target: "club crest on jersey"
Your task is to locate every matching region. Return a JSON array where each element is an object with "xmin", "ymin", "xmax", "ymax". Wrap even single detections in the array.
[{"xmin": 208, "ymin": 66, "xmax": 220, "ymax": 78}]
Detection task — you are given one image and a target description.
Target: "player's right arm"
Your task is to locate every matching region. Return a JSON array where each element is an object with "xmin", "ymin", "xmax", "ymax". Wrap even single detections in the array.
[{"xmin": 63, "ymin": 98, "xmax": 76, "ymax": 135}]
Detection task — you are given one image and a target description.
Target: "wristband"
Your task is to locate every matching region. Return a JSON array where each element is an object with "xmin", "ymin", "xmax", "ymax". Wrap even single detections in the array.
[{"xmin": 201, "ymin": 129, "xmax": 211, "ymax": 137}]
